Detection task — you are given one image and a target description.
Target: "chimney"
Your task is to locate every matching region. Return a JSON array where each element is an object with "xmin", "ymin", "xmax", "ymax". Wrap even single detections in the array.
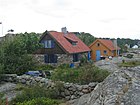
[
  {"xmin": 113, "ymin": 39, "xmax": 117, "ymax": 47},
  {"xmin": 61, "ymin": 27, "xmax": 67, "ymax": 35}
]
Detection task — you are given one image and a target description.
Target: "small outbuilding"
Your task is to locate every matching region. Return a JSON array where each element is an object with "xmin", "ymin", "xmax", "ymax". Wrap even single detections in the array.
[{"xmin": 89, "ymin": 39, "xmax": 120, "ymax": 61}]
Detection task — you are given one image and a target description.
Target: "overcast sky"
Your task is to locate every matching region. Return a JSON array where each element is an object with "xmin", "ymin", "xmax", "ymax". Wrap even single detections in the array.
[{"xmin": 0, "ymin": 0, "xmax": 140, "ymax": 39}]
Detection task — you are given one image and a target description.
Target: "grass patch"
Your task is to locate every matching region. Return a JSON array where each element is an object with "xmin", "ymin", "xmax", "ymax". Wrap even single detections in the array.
[
  {"xmin": 10, "ymin": 82, "xmax": 64, "ymax": 105},
  {"xmin": 0, "ymin": 93, "xmax": 6, "ymax": 105},
  {"xmin": 51, "ymin": 64, "xmax": 110, "ymax": 84},
  {"xmin": 119, "ymin": 61, "xmax": 140, "ymax": 67},
  {"xmin": 36, "ymin": 64, "xmax": 55, "ymax": 71},
  {"xmin": 16, "ymin": 98, "xmax": 61, "ymax": 105}
]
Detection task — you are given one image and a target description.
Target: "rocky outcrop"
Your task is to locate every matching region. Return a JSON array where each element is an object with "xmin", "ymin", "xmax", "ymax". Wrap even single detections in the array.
[
  {"xmin": 0, "ymin": 83, "xmax": 18, "ymax": 101},
  {"xmin": 69, "ymin": 66, "xmax": 140, "ymax": 105}
]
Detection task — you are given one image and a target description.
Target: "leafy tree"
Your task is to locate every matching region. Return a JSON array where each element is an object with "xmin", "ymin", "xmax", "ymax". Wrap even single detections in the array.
[
  {"xmin": 77, "ymin": 32, "xmax": 96, "ymax": 46},
  {"xmin": 0, "ymin": 32, "xmax": 42, "ymax": 75}
]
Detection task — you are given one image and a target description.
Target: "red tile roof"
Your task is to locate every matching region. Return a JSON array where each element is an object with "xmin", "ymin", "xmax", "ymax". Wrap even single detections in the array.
[
  {"xmin": 41, "ymin": 31, "xmax": 90, "ymax": 54},
  {"xmin": 89, "ymin": 39, "xmax": 121, "ymax": 51}
]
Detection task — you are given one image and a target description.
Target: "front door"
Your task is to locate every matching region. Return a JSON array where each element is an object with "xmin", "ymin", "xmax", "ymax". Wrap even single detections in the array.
[
  {"xmin": 96, "ymin": 50, "xmax": 101, "ymax": 61},
  {"xmin": 44, "ymin": 54, "xmax": 57, "ymax": 63}
]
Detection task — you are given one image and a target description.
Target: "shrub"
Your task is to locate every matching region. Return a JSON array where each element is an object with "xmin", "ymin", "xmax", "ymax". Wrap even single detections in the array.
[
  {"xmin": 58, "ymin": 64, "xmax": 70, "ymax": 69},
  {"xmin": 0, "ymin": 64, "xmax": 4, "ymax": 82},
  {"xmin": 125, "ymin": 54, "xmax": 133, "ymax": 59},
  {"xmin": 51, "ymin": 64, "xmax": 110, "ymax": 84},
  {"xmin": 36, "ymin": 64, "xmax": 55, "ymax": 71},
  {"xmin": 10, "ymin": 83, "xmax": 64, "ymax": 104},
  {"xmin": 0, "ymin": 93, "xmax": 6, "ymax": 105},
  {"xmin": 10, "ymin": 86, "xmax": 48, "ymax": 104},
  {"xmin": 0, "ymin": 33, "xmax": 42, "ymax": 75},
  {"xmin": 16, "ymin": 98, "xmax": 60, "ymax": 105},
  {"xmin": 119, "ymin": 61, "xmax": 140, "ymax": 67},
  {"xmin": 78, "ymin": 65, "xmax": 110, "ymax": 84},
  {"xmin": 51, "ymin": 68, "xmax": 80, "ymax": 83}
]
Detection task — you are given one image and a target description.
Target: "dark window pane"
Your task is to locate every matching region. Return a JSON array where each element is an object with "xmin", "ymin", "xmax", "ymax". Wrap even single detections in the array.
[
  {"xmin": 73, "ymin": 54, "xmax": 79, "ymax": 62},
  {"xmin": 44, "ymin": 54, "xmax": 57, "ymax": 63}
]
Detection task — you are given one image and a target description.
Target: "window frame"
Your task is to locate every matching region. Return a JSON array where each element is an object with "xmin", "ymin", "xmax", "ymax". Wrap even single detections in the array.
[
  {"xmin": 104, "ymin": 50, "xmax": 107, "ymax": 54},
  {"xmin": 97, "ymin": 43, "xmax": 100, "ymax": 47},
  {"xmin": 44, "ymin": 54, "xmax": 57, "ymax": 63},
  {"xmin": 73, "ymin": 53, "xmax": 79, "ymax": 62},
  {"xmin": 44, "ymin": 40, "xmax": 55, "ymax": 48}
]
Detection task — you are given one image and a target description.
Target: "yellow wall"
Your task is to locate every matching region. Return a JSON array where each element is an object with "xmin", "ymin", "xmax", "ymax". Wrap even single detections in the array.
[{"xmin": 89, "ymin": 40, "xmax": 116, "ymax": 61}]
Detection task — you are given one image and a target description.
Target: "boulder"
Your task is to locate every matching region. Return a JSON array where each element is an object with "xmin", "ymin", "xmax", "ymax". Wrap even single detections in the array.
[{"xmin": 21, "ymin": 79, "xmax": 26, "ymax": 84}]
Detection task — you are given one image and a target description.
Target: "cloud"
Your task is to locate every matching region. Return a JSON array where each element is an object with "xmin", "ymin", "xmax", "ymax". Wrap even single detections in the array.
[
  {"xmin": 23, "ymin": 0, "xmax": 82, "ymax": 18},
  {"xmin": 0, "ymin": 0, "xmax": 22, "ymax": 7},
  {"xmin": 100, "ymin": 18, "xmax": 126, "ymax": 23}
]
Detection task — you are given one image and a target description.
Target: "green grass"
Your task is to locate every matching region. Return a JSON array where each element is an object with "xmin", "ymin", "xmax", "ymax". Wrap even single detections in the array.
[
  {"xmin": 119, "ymin": 61, "xmax": 140, "ymax": 67},
  {"xmin": 10, "ymin": 84, "xmax": 64, "ymax": 105},
  {"xmin": 51, "ymin": 64, "xmax": 110, "ymax": 84},
  {"xmin": 16, "ymin": 98, "xmax": 60, "ymax": 105},
  {"xmin": 0, "ymin": 93, "xmax": 6, "ymax": 105}
]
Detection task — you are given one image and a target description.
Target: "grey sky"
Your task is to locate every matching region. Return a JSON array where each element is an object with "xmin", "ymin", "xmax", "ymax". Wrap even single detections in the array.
[{"xmin": 0, "ymin": 0, "xmax": 140, "ymax": 39}]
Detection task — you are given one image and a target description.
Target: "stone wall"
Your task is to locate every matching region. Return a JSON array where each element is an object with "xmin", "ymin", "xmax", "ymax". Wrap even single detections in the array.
[
  {"xmin": 33, "ymin": 54, "xmax": 45, "ymax": 65},
  {"xmin": 2, "ymin": 74, "xmax": 98, "ymax": 100},
  {"xmin": 2, "ymin": 74, "xmax": 53, "ymax": 87},
  {"xmin": 57, "ymin": 54, "xmax": 73, "ymax": 65},
  {"xmin": 61, "ymin": 82, "xmax": 97, "ymax": 100}
]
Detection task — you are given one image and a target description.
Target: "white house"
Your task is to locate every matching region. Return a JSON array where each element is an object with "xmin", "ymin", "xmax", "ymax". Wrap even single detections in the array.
[{"xmin": 132, "ymin": 45, "xmax": 139, "ymax": 48}]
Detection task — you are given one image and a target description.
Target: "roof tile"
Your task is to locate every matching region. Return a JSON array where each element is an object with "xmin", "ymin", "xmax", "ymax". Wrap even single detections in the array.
[{"xmin": 49, "ymin": 31, "xmax": 90, "ymax": 54}]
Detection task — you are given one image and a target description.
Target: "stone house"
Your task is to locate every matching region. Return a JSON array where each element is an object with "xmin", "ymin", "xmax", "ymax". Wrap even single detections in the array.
[
  {"xmin": 35, "ymin": 27, "xmax": 91, "ymax": 66},
  {"xmin": 89, "ymin": 39, "xmax": 120, "ymax": 61}
]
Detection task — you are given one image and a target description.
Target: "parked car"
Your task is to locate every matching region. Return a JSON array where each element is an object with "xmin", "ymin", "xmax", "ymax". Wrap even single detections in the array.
[{"xmin": 25, "ymin": 71, "xmax": 41, "ymax": 76}]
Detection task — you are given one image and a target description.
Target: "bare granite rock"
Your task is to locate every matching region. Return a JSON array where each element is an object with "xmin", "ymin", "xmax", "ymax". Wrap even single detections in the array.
[
  {"xmin": 0, "ymin": 82, "xmax": 18, "ymax": 101},
  {"xmin": 69, "ymin": 66, "xmax": 140, "ymax": 105}
]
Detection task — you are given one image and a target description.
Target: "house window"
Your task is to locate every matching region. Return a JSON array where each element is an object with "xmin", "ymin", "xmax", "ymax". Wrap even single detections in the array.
[
  {"xmin": 44, "ymin": 54, "xmax": 57, "ymax": 63},
  {"xmin": 72, "ymin": 42, "xmax": 77, "ymax": 46},
  {"xmin": 44, "ymin": 40, "xmax": 55, "ymax": 48},
  {"xmin": 73, "ymin": 54, "xmax": 79, "ymax": 62},
  {"xmin": 104, "ymin": 50, "xmax": 107, "ymax": 54},
  {"xmin": 112, "ymin": 51, "xmax": 114, "ymax": 54},
  {"xmin": 97, "ymin": 43, "xmax": 100, "ymax": 47}
]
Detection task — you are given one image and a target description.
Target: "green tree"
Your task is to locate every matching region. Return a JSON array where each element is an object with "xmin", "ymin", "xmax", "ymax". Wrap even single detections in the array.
[
  {"xmin": 0, "ymin": 32, "xmax": 42, "ymax": 75},
  {"xmin": 77, "ymin": 32, "xmax": 96, "ymax": 46}
]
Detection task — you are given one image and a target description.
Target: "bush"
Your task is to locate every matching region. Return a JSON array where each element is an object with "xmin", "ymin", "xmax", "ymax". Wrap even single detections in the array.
[
  {"xmin": 16, "ymin": 98, "xmax": 60, "ymax": 105},
  {"xmin": 51, "ymin": 64, "xmax": 110, "ymax": 84},
  {"xmin": 0, "ymin": 33, "xmax": 42, "ymax": 75},
  {"xmin": 126, "ymin": 54, "xmax": 133, "ymax": 59},
  {"xmin": 51, "ymin": 68, "xmax": 79, "ymax": 83},
  {"xmin": 78, "ymin": 65, "xmax": 110, "ymax": 84},
  {"xmin": 10, "ymin": 86, "xmax": 48, "ymax": 104},
  {"xmin": 0, "ymin": 93, "xmax": 6, "ymax": 105},
  {"xmin": 58, "ymin": 64, "xmax": 70, "ymax": 69},
  {"xmin": 0, "ymin": 64, "xmax": 4, "ymax": 82},
  {"xmin": 119, "ymin": 61, "xmax": 140, "ymax": 67},
  {"xmin": 36, "ymin": 64, "xmax": 55, "ymax": 71},
  {"xmin": 10, "ymin": 83, "xmax": 64, "ymax": 104}
]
